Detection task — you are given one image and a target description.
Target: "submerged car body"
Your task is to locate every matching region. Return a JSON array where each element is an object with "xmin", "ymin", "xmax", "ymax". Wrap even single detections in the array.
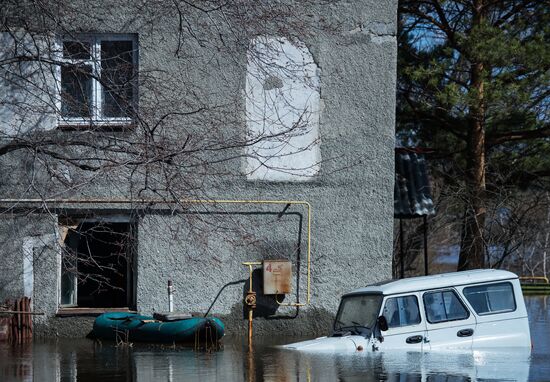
[{"xmin": 284, "ymin": 269, "xmax": 531, "ymax": 352}]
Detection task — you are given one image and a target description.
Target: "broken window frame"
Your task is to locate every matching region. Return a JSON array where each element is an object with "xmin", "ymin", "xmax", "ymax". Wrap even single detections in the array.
[
  {"xmin": 58, "ymin": 216, "xmax": 137, "ymax": 310},
  {"xmin": 59, "ymin": 224, "xmax": 79, "ymax": 308}
]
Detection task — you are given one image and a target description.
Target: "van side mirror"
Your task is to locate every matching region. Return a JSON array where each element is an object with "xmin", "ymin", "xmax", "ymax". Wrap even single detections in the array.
[{"xmin": 377, "ymin": 316, "xmax": 388, "ymax": 332}]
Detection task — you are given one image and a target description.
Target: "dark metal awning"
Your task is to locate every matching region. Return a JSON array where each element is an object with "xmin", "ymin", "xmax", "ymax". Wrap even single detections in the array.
[
  {"xmin": 394, "ymin": 148, "xmax": 435, "ymax": 278},
  {"xmin": 394, "ymin": 148, "xmax": 435, "ymax": 219}
]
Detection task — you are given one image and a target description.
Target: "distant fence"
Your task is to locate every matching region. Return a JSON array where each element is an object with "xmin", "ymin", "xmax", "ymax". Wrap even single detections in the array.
[{"xmin": 520, "ymin": 276, "xmax": 550, "ymax": 295}]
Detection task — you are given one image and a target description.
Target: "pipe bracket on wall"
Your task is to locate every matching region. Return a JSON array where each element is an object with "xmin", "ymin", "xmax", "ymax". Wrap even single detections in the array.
[{"xmin": 1, "ymin": 198, "xmax": 313, "ymax": 305}]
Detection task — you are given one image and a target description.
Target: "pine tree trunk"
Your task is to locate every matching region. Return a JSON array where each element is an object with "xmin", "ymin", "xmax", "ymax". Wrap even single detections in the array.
[
  {"xmin": 458, "ymin": 0, "xmax": 486, "ymax": 271},
  {"xmin": 458, "ymin": 105, "xmax": 486, "ymax": 270}
]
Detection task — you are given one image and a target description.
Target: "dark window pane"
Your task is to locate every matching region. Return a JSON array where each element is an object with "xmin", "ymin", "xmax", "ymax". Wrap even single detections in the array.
[
  {"xmin": 101, "ymin": 40, "xmax": 135, "ymax": 118},
  {"xmin": 463, "ymin": 282, "xmax": 516, "ymax": 315},
  {"xmin": 383, "ymin": 295, "xmax": 421, "ymax": 328},
  {"xmin": 335, "ymin": 294, "xmax": 382, "ymax": 331},
  {"xmin": 63, "ymin": 41, "xmax": 91, "ymax": 60},
  {"xmin": 61, "ymin": 65, "xmax": 93, "ymax": 118},
  {"xmin": 61, "ymin": 253, "xmax": 77, "ymax": 306},
  {"xmin": 61, "ymin": 229, "xmax": 79, "ymax": 307},
  {"xmin": 443, "ymin": 291, "xmax": 469, "ymax": 320},
  {"xmin": 423, "ymin": 290, "xmax": 468, "ymax": 323}
]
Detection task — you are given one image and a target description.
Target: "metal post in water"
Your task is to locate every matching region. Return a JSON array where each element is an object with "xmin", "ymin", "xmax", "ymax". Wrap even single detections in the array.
[
  {"xmin": 168, "ymin": 280, "xmax": 174, "ymax": 313},
  {"xmin": 400, "ymin": 219, "xmax": 405, "ymax": 279},
  {"xmin": 248, "ymin": 309, "xmax": 253, "ymax": 350},
  {"xmin": 424, "ymin": 215, "xmax": 429, "ymax": 276},
  {"xmin": 242, "ymin": 262, "xmax": 260, "ymax": 349}
]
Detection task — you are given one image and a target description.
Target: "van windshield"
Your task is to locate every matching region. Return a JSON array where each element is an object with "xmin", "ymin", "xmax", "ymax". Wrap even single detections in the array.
[{"xmin": 334, "ymin": 294, "xmax": 383, "ymax": 332}]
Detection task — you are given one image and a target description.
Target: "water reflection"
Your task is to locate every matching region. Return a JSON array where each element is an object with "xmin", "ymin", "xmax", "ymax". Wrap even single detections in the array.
[
  {"xmin": 0, "ymin": 295, "xmax": 548, "ymax": 382},
  {"xmin": 0, "ymin": 339, "xmax": 534, "ymax": 382},
  {"xmin": 525, "ymin": 295, "xmax": 550, "ymax": 381},
  {"xmin": 263, "ymin": 349, "xmax": 531, "ymax": 382}
]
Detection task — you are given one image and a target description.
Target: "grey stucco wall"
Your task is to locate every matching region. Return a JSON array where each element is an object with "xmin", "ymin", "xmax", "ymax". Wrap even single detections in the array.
[
  {"xmin": 0, "ymin": 214, "xmax": 60, "ymax": 335},
  {"xmin": 130, "ymin": 6, "xmax": 399, "ymax": 332},
  {"xmin": 134, "ymin": 186, "xmax": 394, "ymax": 336},
  {"xmin": 0, "ymin": 0, "xmax": 397, "ymax": 337},
  {"xmin": 0, "ymin": 216, "xmax": 26, "ymax": 299}
]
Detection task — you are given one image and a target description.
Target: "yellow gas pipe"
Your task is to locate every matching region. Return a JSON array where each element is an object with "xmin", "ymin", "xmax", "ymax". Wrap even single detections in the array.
[
  {"xmin": 1, "ymin": 198, "xmax": 313, "ymax": 345},
  {"xmin": 1, "ymin": 198, "xmax": 313, "ymax": 306},
  {"xmin": 242, "ymin": 261, "xmax": 261, "ymax": 349}
]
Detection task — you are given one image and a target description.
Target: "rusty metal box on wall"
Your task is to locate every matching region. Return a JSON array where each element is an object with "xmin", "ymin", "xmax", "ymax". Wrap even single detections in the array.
[{"xmin": 262, "ymin": 260, "xmax": 292, "ymax": 295}]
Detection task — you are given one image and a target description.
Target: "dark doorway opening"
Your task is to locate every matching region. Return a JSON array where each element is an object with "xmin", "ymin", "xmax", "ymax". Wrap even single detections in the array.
[{"xmin": 61, "ymin": 220, "xmax": 135, "ymax": 308}]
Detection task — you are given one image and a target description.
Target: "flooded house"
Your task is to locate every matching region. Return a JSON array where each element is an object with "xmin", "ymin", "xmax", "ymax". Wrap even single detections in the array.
[{"xmin": 0, "ymin": 0, "xmax": 398, "ymax": 338}]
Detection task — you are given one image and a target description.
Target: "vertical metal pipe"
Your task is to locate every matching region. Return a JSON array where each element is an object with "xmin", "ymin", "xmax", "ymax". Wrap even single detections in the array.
[
  {"xmin": 168, "ymin": 280, "xmax": 174, "ymax": 312},
  {"xmin": 29, "ymin": 298, "xmax": 33, "ymax": 338},
  {"xmin": 400, "ymin": 219, "xmax": 405, "ymax": 279},
  {"xmin": 424, "ymin": 216, "xmax": 428, "ymax": 276},
  {"xmin": 247, "ymin": 338, "xmax": 255, "ymax": 382},
  {"xmin": 18, "ymin": 299, "xmax": 22, "ymax": 343},
  {"xmin": 248, "ymin": 309, "xmax": 253, "ymax": 350},
  {"xmin": 243, "ymin": 263, "xmax": 257, "ymax": 349}
]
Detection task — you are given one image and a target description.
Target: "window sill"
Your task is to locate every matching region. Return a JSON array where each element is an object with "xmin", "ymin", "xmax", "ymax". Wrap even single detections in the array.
[
  {"xmin": 56, "ymin": 307, "xmax": 136, "ymax": 317},
  {"xmin": 57, "ymin": 122, "xmax": 135, "ymax": 132}
]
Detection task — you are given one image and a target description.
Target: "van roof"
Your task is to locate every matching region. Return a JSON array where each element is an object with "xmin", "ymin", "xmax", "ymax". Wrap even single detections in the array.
[{"xmin": 345, "ymin": 269, "xmax": 518, "ymax": 296}]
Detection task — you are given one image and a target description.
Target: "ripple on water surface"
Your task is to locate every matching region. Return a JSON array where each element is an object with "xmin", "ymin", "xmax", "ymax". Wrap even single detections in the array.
[{"xmin": 0, "ymin": 295, "xmax": 549, "ymax": 381}]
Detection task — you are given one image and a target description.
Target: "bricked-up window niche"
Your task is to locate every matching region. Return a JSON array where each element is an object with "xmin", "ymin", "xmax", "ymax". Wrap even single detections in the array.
[{"xmin": 59, "ymin": 34, "xmax": 138, "ymax": 127}]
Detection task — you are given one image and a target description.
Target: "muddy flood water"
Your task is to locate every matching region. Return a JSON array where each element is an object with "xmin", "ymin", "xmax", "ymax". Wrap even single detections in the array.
[{"xmin": 1, "ymin": 295, "xmax": 549, "ymax": 382}]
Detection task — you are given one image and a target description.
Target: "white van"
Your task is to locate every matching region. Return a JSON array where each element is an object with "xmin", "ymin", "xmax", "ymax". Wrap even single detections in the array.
[{"xmin": 283, "ymin": 269, "xmax": 531, "ymax": 352}]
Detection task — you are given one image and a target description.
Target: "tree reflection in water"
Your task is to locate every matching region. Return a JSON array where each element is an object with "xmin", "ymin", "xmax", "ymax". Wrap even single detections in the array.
[{"xmin": 0, "ymin": 296, "xmax": 548, "ymax": 382}]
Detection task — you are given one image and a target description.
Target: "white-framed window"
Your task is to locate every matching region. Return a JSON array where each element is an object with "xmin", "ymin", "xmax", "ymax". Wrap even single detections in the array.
[{"xmin": 58, "ymin": 34, "xmax": 138, "ymax": 127}]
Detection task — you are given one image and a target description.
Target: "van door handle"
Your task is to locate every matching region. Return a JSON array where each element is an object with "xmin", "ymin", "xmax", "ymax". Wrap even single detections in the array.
[
  {"xmin": 406, "ymin": 335, "xmax": 423, "ymax": 344},
  {"xmin": 457, "ymin": 328, "xmax": 474, "ymax": 337}
]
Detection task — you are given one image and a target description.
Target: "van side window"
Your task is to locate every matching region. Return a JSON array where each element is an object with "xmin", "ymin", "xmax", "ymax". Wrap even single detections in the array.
[
  {"xmin": 423, "ymin": 290, "xmax": 469, "ymax": 324},
  {"xmin": 382, "ymin": 295, "xmax": 421, "ymax": 328},
  {"xmin": 463, "ymin": 282, "xmax": 516, "ymax": 315}
]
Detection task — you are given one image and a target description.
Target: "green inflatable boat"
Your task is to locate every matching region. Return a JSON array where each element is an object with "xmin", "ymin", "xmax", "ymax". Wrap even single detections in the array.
[{"xmin": 91, "ymin": 312, "xmax": 225, "ymax": 343}]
